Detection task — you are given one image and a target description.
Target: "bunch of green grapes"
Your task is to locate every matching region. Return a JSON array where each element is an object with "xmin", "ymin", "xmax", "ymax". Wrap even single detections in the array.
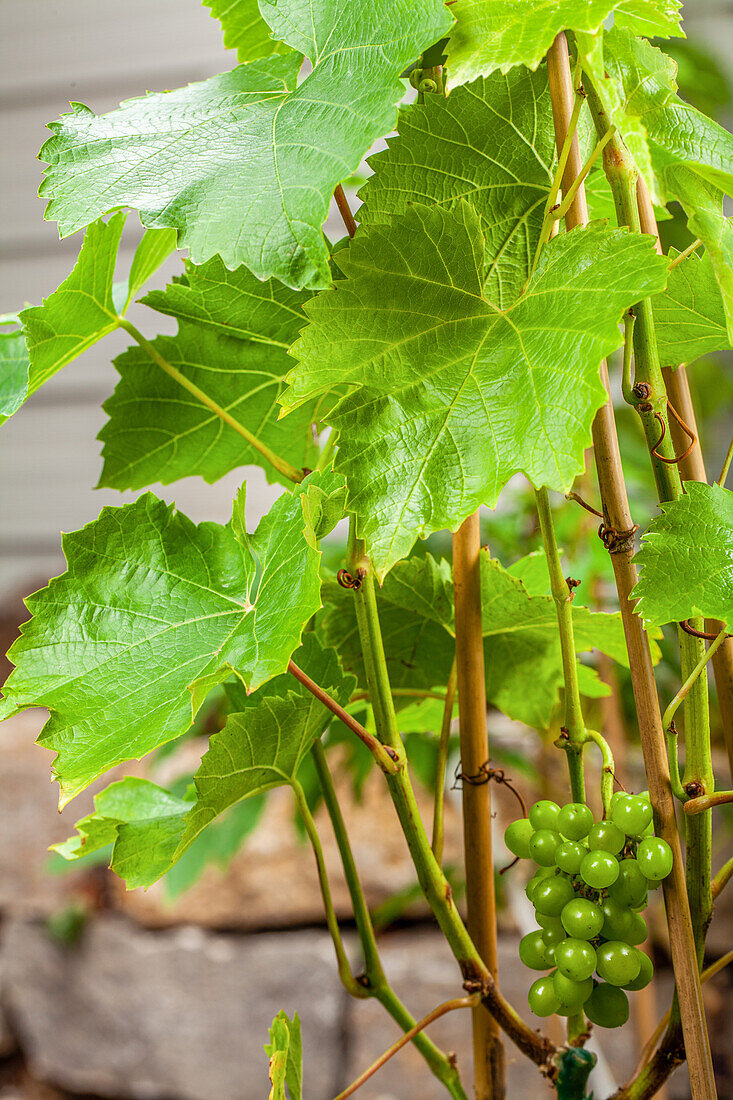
[{"xmin": 504, "ymin": 792, "xmax": 673, "ymax": 1028}]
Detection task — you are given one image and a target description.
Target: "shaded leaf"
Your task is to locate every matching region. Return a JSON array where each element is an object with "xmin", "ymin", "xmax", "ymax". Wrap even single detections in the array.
[
  {"xmin": 0, "ymin": 486, "xmax": 323, "ymax": 805},
  {"xmin": 100, "ymin": 323, "xmax": 316, "ymax": 490},
  {"xmin": 39, "ymin": 0, "xmax": 453, "ymax": 289},
  {"xmin": 0, "ymin": 315, "xmax": 30, "ymax": 424},
  {"xmin": 284, "ymin": 203, "xmax": 668, "ymax": 576},
  {"xmin": 359, "ymin": 68, "xmax": 556, "ymax": 308},
  {"xmin": 654, "ymin": 250, "xmax": 731, "ymax": 367},
  {"xmin": 52, "ymin": 778, "xmax": 190, "ymax": 890},
  {"xmin": 633, "ymin": 481, "xmax": 733, "ymax": 627},
  {"xmin": 446, "ymin": 0, "xmax": 681, "ymax": 86},
  {"xmin": 180, "ymin": 634, "xmax": 355, "ymax": 858},
  {"xmin": 204, "ymin": 0, "xmax": 292, "ymax": 62},
  {"xmin": 163, "ymin": 794, "xmax": 267, "ymax": 898},
  {"xmin": 265, "ymin": 1011, "xmax": 302, "ymax": 1100},
  {"xmin": 322, "ymin": 552, "xmax": 629, "ymax": 727}
]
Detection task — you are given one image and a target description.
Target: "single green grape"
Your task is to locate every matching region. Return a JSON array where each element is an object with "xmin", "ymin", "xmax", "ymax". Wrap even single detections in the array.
[
  {"xmin": 536, "ymin": 913, "xmax": 564, "ymax": 932},
  {"xmin": 561, "ymin": 898, "xmax": 604, "ymax": 940},
  {"xmin": 530, "ymin": 800, "xmax": 561, "ymax": 831},
  {"xmin": 504, "ymin": 818, "xmax": 534, "ymax": 859},
  {"xmin": 529, "ymin": 828, "xmax": 563, "ymax": 867},
  {"xmin": 541, "ymin": 923, "xmax": 567, "ymax": 948},
  {"xmin": 622, "ymin": 950, "xmax": 654, "ymax": 991},
  {"xmin": 587, "ymin": 820, "xmax": 625, "ymax": 855},
  {"xmin": 528, "ymin": 975, "xmax": 561, "ymax": 1018},
  {"xmin": 526, "ymin": 867, "xmax": 554, "ymax": 903},
  {"xmin": 533, "ymin": 875, "xmax": 576, "ymax": 917},
  {"xmin": 611, "ymin": 794, "xmax": 653, "ymax": 838},
  {"xmin": 585, "ymin": 983, "xmax": 630, "ymax": 1028},
  {"xmin": 609, "ymin": 859, "xmax": 648, "ymax": 908},
  {"xmin": 596, "ymin": 941, "xmax": 642, "ymax": 987},
  {"xmin": 555, "ymin": 840, "xmax": 586, "ymax": 875},
  {"xmin": 557, "ymin": 802, "xmax": 594, "ymax": 840},
  {"xmin": 600, "ymin": 897, "xmax": 633, "ymax": 941},
  {"xmin": 553, "ymin": 971, "xmax": 593, "ymax": 1010},
  {"xmin": 636, "ymin": 837, "xmax": 673, "ymax": 881},
  {"xmin": 626, "ymin": 912, "xmax": 648, "ymax": 946},
  {"xmin": 580, "ymin": 850, "xmax": 619, "ymax": 889},
  {"xmin": 554, "ymin": 938, "xmax": 597, "ymax": 982},
  {"xmin": 519, "ymin": 930, "xmax": 552, "ymax": 970}
]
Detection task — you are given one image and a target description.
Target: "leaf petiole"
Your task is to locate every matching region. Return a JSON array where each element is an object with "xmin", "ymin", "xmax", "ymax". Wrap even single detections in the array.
[{"xmin": 117, "ymin": 317, "xmax": 305, "ymax": 485}]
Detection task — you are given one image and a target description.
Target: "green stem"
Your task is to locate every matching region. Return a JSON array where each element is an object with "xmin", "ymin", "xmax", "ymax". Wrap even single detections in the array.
[
  {"xmin": 310, "ymin": 742, "xmax": 468, "ymax": 1099},
  {"xmin": 535, "ymin": 487, "xmax": 586, "ymax": 802},
  {"xmin": 345, "ymin": 522, "xmax": 556, "ymax": 1071},
  {"xmin": 317, "ymin": 428, "xmax": 338, "ymax": 472},
  {"xmin": 432, "ymin": 656, "xmax": 457, "ymax": 863},
  {"xmin": 621, "ymin": 310, "xmax": 636, "ymax": 407},
  {"xmin": 532, "ymin": 78, "xmax": 585, "ymax": 271},
  {"xmin": 662, "ymin": 626, "xmax": 728, "ymax": 735},
  {"xmin": 291, "ymin": 779, "xmax": 367, "ymax": 999},
  {"xmin": 583, "ymin": 728, "xmax": 615, "ymax": 819},
  {"xmin": 718, "ymin": 430, "xmax": 733, "ymax": 487},
  {"xmin": 117, "ymin": 317, "xmax": 305, "ymax": 485},
  {"xmin": 666, "ymin": 724, "xmax": 687, "ymax": 804},
  {"xmin": 550, "ymin": 127, "xmax": 615, "ymax": 226},
  {"xmin": 712, "ymin": 855, "xmax": 733, "ymax": 899}
]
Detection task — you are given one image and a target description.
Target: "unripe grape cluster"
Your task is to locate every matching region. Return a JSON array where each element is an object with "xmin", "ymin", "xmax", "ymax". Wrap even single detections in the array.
[{"xmin": 505, "ymin": 792, "xmax": 673, "ymax": 1028}]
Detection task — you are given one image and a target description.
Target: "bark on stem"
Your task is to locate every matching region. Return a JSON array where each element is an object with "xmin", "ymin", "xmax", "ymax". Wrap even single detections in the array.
[
  {"xmin": 547, "ymin": 32, "xmax": 716, "ymax": 1100},
  {"xmin": 452, "ymin": 514, "xmax": 505, "ymax": 1099}
]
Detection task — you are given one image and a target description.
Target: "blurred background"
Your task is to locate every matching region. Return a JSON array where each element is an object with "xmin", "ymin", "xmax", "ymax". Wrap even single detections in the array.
[{"xmin": 1, "ymin": 2, "xmax": 732, "ymax": 1098}]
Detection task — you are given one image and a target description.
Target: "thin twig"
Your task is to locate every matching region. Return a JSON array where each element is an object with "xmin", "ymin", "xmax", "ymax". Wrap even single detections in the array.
[
  {"xmin": 288, "ymin": 660, "xmax": 402, "ymax": 774},
  {"xmin": 668, "ymin": 238, "xmax": 703, "ymax": 270},
  {"xmin": 334, "ymin": 184, "xmax": 358, "ymax": 239},
  {"xmin": 333, "ymin": 995, "xmax": 479, "ymax": 1100},
  {"xmin": 432, "ymin": 656, "xmax": 457, "ymax": 863},
  {"xmin": 683, "ymin": 789, "xmax": 733, "ymax": 815}
]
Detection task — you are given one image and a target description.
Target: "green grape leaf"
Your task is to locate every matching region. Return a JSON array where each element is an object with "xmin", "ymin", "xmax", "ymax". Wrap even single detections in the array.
[
  {"xmin": 204, "ymin": 0, "xmax": 292, "ymax": 63},
  {"xmin": 0, "ymin": 486, "xmax": 324, "ymax": 805},
  {"xmin": 579, "ymin": 27, "xmax": 733, "ymax": 333},
  {"xmin": 8, "ymin": 217, "xmax": 175, "ymax": 421},
  {"xmin": 163, "ymin": 795, "xmax": 267, "ymax": 899},
  {"xmin": 321, "ymin": 554, "xmax": 455, "ymax": 694},
  {"xmin": 480, "ymin": 554, "xmax": 630, "ymax": 728},
  {"xmin": 446, "ymin": 0, "xmax": 682, "ymax": 86},
  {"xmin": 322, "ymin": 552, "xmax": 628, "ymax": 727},
  {"xmin": 661, "ymin": 174, "xmax": 733, "ymax": 344},
  {"xmin": 358, "ymin": 68, "xmax": 556, "ymax": 308},
  {"xmin": 39, "ymin": 0, "xmax": 453, "ymax": 290},
  {"xmin": 284, "ymin": 203, "xmax": 669, "ymax": 577},
  {"xmin": 179, "ymin": 634, "xmax": 355, "ymax": 858},
  {"xmin": 0, "ymin": 315, "xmax": 30, "ymax": 424},
  {"xmin": 654, "ymin": 250, "xmax": 731, "ymax": 367},
  {"xmin": 18, "ymin": 214, "xmax": 125, "ymax": 405},
  {"xmin": 633, "ymin": 482, "xmax": 733, "ymax": 628},
  {"xmin": 265, "ymin": 1012, "xmax": 303, "ymax": 1100},
  {"xmin": 100, "ymin": 327, "xmax": 316, "ymax": 491},
  {"xmin": 123, "ymin": 228, "xmax": 178, "ymax": 313},
  {"xmin": 52, "ymin": 778, "xmax": 190, "ymax": 890}
]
